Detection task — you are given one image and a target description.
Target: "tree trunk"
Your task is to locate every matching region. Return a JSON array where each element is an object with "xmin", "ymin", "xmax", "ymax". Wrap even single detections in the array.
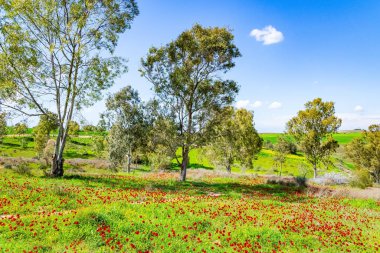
[
  {"xmin": 373, "ymin": 169, "xmax": 380, "ymax": 184},
  {"xmin": 180, "ymin": 148, "xmax": 189, "ymax": 181},
  {"xmin": 127, "ymin": 148, "xmax": 132, "ymax": 173},
  {"xmin": 51, "ymin": 153, "xmax": 64, "ymax": 177},
  {"xmin": 279, "ymin": 163, "xmax": 282, "ymax": 177},
  {"xmin": 51, "ymin": 125, "xmax": 69, "ymax": 177},
  {"xmin": 226, "ymin": 164, "xmax": 231, "ymax": 173},
  {"xmin": 313, "ymin": 165, "xmax": 318, "ymax": 179}
]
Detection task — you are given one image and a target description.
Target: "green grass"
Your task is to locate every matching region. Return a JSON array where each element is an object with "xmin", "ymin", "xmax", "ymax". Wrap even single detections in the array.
[
  {"xmin": 260, "ymin": 132, "xmax": 361, "ymax": 145},
  {"xmin": 0, "ymin": 169, "xmax": 379, "ymax": 252},
  {"xmin": 0, "ymin": 136, "xmax": 96, "ymax": 159}
]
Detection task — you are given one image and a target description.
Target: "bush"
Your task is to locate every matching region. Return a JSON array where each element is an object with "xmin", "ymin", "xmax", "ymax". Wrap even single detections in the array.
[
  {"xmin": 263, "ymin": 140, "xmax": 274, "ymax": 150},
  {"xmin": 14, "ymin": 162, "xmax": 32, "ymax": 176},
  {"xmin": 4, "ymin": 164, "xmax": 12, "ymax": 169},
  {"xmin": 295, "ymin": 176, "xmax": 307, "ymax": 188},
  {"xmin": 350, "ymin": 169, "xmax": 373, "ymax": 189},
  {"xmin": 148, "ymin": 152, "xmax": 172, "ymax": 171}
]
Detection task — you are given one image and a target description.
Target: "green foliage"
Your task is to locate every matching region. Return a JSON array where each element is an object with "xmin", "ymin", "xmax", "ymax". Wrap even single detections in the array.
[
  {"xmin": 92, "ymin": 136, "xmax": 106, "ymax": 158},
  {"xmin": 273, "ymin": 136, "xmax": 291, "ymax": 176},
  {"xmin": 263, "ymin": 140, "xmax": 274, "ymax": 150},
  {"xmin": 14, "ymin": 122, "xmax": 28, "ymax": 149},
  {"xmin": 13, "ymin": 162, "xmax": 32, "ymax": 176},
  {"xmin": 349, "ymin": 169, "xmax": 373, "ymax": 189},
  {"xmin": 147, "ymin": 117, "xmax": 178, "ymax": 171},
  {"xmin": 346, "ymin": 124, "xmax": 380, "ymax": 183},
  {"xmin": 208, "ymin": 107, "xmax": 262, "ymax": 172},
  {"xmin": 34, "ymin": 113, "xmax": 59, "ymax": 157},
  {"xmin": 82, "ymin": 125, "xmax": 97, "ymax": 132},
  {"xmin": 68, "ymin": 121, "xmax": 80, "ymax": 136},
  {"xmin": 105, "ymin": 86, "xmax": 149, "ymax": 172},
  {"xmin": 287, "ymin": 98, "xmax": 342, "ymax": 178},
  {"xmin": 141, "ymin": 24, "xmax": 241, "ymax": 181}
]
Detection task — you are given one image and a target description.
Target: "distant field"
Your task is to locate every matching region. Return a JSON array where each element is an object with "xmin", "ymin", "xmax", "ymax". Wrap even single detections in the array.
[{"xmin": 260, "ymin": 132, "xmax": 361, "ymax": 145}]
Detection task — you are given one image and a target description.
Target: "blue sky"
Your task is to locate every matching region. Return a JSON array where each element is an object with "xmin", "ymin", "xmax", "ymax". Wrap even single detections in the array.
[{"xmin": 82, "ymin": 0, "xmax": 380, "ymax": 132}]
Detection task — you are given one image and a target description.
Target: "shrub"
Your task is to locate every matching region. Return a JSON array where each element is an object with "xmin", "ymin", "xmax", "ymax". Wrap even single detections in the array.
[
  {"xmin": 4, "ymin": 164, "xmax": 12, "ymax": 169},
  {"xmin": 14, "ymin": 162, "xmax": 32, "ymax": 176},
  {"xmin": 295, "ymin": 176, "xmax": 308, "ymax": 188},
  {"xmin": 43, "ymin": 139, "xmax": 56, "ymax": 166},
  {"xmin": 263, "ymin": 140, "xmax": 274, "ymax": 150},
  {"xmin": 148, "ymin": 151, "xmax": 172, "ymax": 171},
  {"xmin": 350, "ymin": 169, "xmax": 373, "ymax": 189}
]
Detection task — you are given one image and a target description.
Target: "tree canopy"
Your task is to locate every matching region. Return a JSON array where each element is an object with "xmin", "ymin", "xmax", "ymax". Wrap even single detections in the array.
[
  {"xmin": 208, "ymin": 107, "xmax": 262, "ymax": 173},
  {"xmin": 287, "ymin": 98, "xmax": 341, "ymax": 178},
  {"xmin": 104, "ymin": 86, "xmax": 150, "ymax": 172},
  {"xmin": 141, "ymin": 24, "xmax": 241, "ymax": 181},
  {"xmin": 346, "ymin": 125, "xmax": 380, "ymax": 183}
]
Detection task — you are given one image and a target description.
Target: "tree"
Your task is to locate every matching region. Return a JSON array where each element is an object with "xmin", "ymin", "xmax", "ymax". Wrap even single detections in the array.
[
  {"xmin": 273, "ymin": 136, "xmax": 291, "ymax": 176},
  {"xmin": 0, "ymin": 112, "xmax": 7, "ymax": 143},
  {"xmin": 92, "ymin": 135, "xmax": 106, "ymax": 158},
  {"xmin": 104, "ymin": 86, "xmax": 148, "ymax": 173},
  {"xmin": 34, "ymin": 113, "xmax": 59, "ymax": 157},
  {"xmin": 82, "ymin": 125, "xmax": 97, "ymax": 132},
  {"xmin": 14, "ymin": 122, "xmax": 27, "ymax": 135},
  {"xmin": 147, "ymin": 116, "xmax": 180, "ymax": 171},
  {"xmin": 68, "ymin": 121, "xmax": 80, "ymax": 136},
  {"xmin": 141, "ymin": 24, "xmax": 241, "ymax": 181},
  {"xmin": 287, "ymin": 98, "xmax": 341, "ymax": 178},
  {"xmin": 14, "ymin": 122, "xmax": 28, "ymax": 148},
  {"xmin": 345, "ymin": 124, "xmax": 380, "ymax": 183},
  {"xmin": 0, "ymin": 0, "xmax": 138, "ymax": 176},
  {"xmin": 208, "ymin": 107, "xmax": 262, "ymax": 173}
]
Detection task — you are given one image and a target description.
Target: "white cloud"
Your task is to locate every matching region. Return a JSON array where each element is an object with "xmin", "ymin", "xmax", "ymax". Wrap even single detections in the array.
[
  {"xmin": 268, "ymin": 101, "xmax": 282, "ymax": 109},
  {"xmin": 235, "ymin": 100, "xmax": 250, "ymax": 109},
  {"xmin": 337, "ymin": 113, "xmax": 380, "ymax": 130},
  {"xmin": 235, "ymin": 100, "xmax": 262, "ymax": 109},
  {"xmin": 354, "ymin": 105, "xmax": 364, "ymax": 112},
  {"xmin": 250, "ymin": 25, "xmax": 284, "ymax": 45},
  {"xmin": 251, "ymin": 101, "xmax": 263, "ymax": 108}
]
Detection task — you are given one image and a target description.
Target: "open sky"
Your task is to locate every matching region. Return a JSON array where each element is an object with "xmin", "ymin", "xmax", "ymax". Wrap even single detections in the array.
[{"xmin": 82, "ymin": 0, "xmax": 380, "ymax": 132}]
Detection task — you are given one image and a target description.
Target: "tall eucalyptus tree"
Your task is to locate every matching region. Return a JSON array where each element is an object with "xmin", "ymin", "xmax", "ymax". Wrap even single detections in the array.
[{"xmin": 0, "ymin": 0, "xmax": 138, "ymax": 176}]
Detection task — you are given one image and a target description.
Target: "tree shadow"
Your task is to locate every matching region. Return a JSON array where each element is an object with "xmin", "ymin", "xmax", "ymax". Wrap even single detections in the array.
[
  {"xmin": 70, "ymin": 139, "xmax": 90, "ymax": 146},
  {"xmin": 63, "ymin": 151, "xmax": 95, "ymax": 159},
  {"xmin": 1, "ymin": 142, "xmax": 20, "ymax": 148},
  {"xmin": 55, "ymin": 173, "xmax": 307, "ymax": 203},
  {"xmin": 188, "ymin": 163, "xmax": 213, "ymax": 170}
]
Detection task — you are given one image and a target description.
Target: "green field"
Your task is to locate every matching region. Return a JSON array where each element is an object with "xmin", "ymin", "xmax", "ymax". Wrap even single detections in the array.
[{"xmin": 260, "ymin": 132, "xmax": 361, "ymax": 144}]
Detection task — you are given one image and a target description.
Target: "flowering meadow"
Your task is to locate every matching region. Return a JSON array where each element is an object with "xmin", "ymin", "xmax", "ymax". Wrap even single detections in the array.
[{"xmin": 0, "ymin": 169, "xmax": 379, "ymax": 253}]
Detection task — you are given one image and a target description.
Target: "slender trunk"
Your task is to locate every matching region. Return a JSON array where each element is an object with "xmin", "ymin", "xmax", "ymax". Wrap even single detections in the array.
[
  {"xmin": 180, "ymin": 147, "xmax": 189, "ymax": 181},
  {"xmin": 313, "ymin": 164, "xmax": 317, "ymax": 179},
  {"xmin": 279, "ymin": 163, "xmax": 282, "ymax": 177},
  {"xmin": 127, "ymin": 147, "xmax": 132, "ymax": 173},
  {"xmin": 51, "ymin": 125, "xmax": 63, "ymax": 176},
  {"xmin": 226, "ymin": 164, "xmax": 231, "ymax": 173}
]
